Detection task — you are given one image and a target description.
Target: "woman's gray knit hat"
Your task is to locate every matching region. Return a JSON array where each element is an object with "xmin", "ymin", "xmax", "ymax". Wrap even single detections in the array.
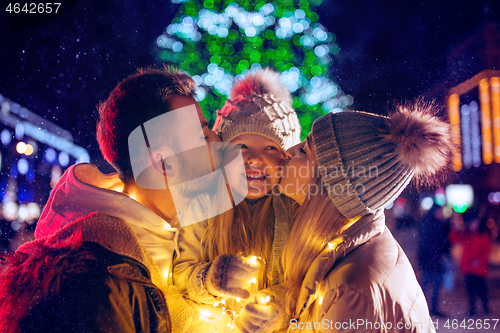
[
  {"xmin": 312, "ymin": 103, "xmax": 454, "ymax": 219},
  {"xmin": 213, "ymin": 68, "xmax": 301, "ymax": 151}
]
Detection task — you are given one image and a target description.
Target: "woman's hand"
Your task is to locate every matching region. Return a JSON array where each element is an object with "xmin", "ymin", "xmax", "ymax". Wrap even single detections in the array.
[
  {"xmin": 205, "ymin": 253, "xmax": 259, "ymax": 299},
  {"xmin": 235, "ymin": 291, "xmax": 284, "ymax": 333}
]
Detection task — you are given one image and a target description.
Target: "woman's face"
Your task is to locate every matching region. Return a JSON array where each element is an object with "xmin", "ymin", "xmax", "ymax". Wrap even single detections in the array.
[
  {"xmin": 280, "ymin": 135, "xmax": 318, "ymax": 205},
  {"xmin": 228, "ymin": 134, "xmax": 285, "ymax": 200}
]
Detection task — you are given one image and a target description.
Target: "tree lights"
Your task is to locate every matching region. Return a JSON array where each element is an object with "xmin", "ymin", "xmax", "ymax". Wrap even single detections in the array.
[{"xmin": 156, "ymin": 0, "xmax": 352, "ymax": 137}]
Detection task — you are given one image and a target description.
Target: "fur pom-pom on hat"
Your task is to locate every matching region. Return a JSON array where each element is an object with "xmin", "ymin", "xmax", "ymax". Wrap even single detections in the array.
[
  {"xmin": 213, "ymin": 68, "xmax": 301, "ymax": 151},
  {"xmin": 384, "ymin": 101, "xmax": 454, "ymax": 188},
  {"xmin": 230, "ymin": 68, "xmax": 293, "ymax": 109}
]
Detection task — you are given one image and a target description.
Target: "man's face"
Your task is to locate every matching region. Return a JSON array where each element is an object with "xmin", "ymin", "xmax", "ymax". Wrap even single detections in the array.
[
  {"xmin": 128, "ymin": 95, "xmax": 221, "ymax": 191},
  {"xmin": 128, "ymin": 95, "xmax": 246, "ymax": 226},
  {"xmin": 167, "ymin": 95, "xmax": 221, "ymax": 163},
  {"xmin": 163, "ymin": 95, "xmax": 222, "ymax": 197}
]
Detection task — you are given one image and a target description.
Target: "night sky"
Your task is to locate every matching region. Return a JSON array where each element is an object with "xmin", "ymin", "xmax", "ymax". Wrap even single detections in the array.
[{"xmin": 1, "ymin": 0, "xmax": 499, "ymax": 162}]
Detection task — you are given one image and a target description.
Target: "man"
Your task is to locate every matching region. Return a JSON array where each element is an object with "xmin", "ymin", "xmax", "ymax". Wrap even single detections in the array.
[{"xmin": 0, "ymin": 67, "xmax": 221, "ymax": 332}]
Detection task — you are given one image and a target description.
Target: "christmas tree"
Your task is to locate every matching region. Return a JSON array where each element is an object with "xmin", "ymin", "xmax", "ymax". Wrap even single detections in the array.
[{"xmin": 155, "ymin": 0, "xmax": 352, "ymax": 137}]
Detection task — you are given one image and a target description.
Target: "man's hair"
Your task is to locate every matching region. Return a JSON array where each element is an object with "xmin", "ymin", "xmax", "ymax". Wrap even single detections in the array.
[{"xmin": 96, "ymin": 66, "xmax": 196, "ymax": 180}]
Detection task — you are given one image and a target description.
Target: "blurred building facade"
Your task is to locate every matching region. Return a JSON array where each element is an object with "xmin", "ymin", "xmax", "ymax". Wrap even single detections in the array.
[
  {"xmin": 417, "ymin": 21, "xmax": 500, "ymax": 224},
  {"xmin": 0, "ymin": 94, "xmax": 89, "ymax": 253}
]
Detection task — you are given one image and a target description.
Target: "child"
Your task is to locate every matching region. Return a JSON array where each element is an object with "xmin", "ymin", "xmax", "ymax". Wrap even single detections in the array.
[{"xmin": 173, "ymin": 68, "xmax": 301, "ymax": 309}]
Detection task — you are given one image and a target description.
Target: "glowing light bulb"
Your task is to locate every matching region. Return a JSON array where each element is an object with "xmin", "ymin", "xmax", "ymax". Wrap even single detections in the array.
[
  {"xmin": 25, "ymin": 144, "xmax": 33, "ymax": 156},
  {"xmin": 199, "ymin": 310, "xmax": 210, "ymax": 321},
  {"xmin": 16, "ymin": 142, "xmax": 27, "ymax": 154},
  {"xmin": 248, "ymin": 256, "xmax": 258, "ymax": 265}
]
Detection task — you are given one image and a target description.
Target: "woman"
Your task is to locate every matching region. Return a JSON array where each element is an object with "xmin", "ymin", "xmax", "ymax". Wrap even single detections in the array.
[{"xmin": 245, "ymin": 103, "xmax": 454, "ymax": 332}]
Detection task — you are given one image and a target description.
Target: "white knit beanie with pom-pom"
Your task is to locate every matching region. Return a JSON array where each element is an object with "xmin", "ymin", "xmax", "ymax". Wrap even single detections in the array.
[
  {"xmin": 312, "ymin": 102, "xmax": 454, "ymax": 219},
  {"xmin": 213, "ymin": 68, "xmax": 301, "ymax": 151}
]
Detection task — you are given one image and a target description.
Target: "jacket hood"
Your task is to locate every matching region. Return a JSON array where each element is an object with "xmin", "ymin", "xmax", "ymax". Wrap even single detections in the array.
[
  {"xmin": 35, "ymin": 163, "xmax": 178, "ymax": 276},
  {"xmin": 296, "ymin": 209, "xmax": 386, "ymax": 315}
]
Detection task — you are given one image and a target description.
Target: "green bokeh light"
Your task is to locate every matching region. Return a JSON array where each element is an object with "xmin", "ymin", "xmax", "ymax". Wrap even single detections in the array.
[
  {"xmin": 228, "ymin": 30, "xmax": 239, "ymax": 40},
  {"xmin": 249, "ymin": 50, "xmax": 261, "ymax": 62},
  {"xmin": 311, "ymin": 65, "xmax": 322, "ymax": 76},
  {"xmin": 221, "ymin": 61, "xmax": 232, "ymax": 72},
  {"xmin": 239, "ymin": 59, "xmax": 250, "ymax": 68},
  {"xmin": 209, "ymin": 44, "xmax": 221, "ymax": 55},
  {"xmin": 453, "ymin": 204, "xmax": 468, "ymax": 213},
  {"xmin": 276, "ymin": 46, "xmax": 287, "ymax": 58},
  {"xmin": 203, "ymin": 0, "xmax": 214, "ymax": 9},
  {"xmin": 224, "ymin": 45, "xmax": 235, "ymax": 55},
  {"xmin": 251, "ymin": 37, "xmax": 263, "ymax": 47},
  {"xmin": 210, "ymin": 55, "xmax": 221, "ymax": 65}
]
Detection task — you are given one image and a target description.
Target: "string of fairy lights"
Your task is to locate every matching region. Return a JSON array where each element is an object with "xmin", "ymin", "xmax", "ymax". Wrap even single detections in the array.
[{"xmin": 156, "ymin": 0, "xmax": 353, "ymax": 136}]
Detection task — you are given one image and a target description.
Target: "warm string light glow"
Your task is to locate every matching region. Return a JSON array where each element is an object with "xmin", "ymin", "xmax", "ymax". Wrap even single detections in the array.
[
  {"xmin": 246, "ymin": 255, "xmax": 260, "ymax": 294},
  {"xmin": 205, "ymin": 254, "xmax": 263, "ymax": 329},
  {"xmin": 199, "ymin": 309, "xmax": 214, "ymax": 321},
  {"xmin": 258, "ymin": 295, "xmax": 271, "ymax": 304},
  {"xmin": 248, "ymin": 255, "xmax": 258, "ymax": 266},
  {"xmin": 208, "ymin": 298, "xmax": 237, "ymax": 331},
  {"xmin": 109, "ymin": 182, "xmax": 125, "ymax": 193}
]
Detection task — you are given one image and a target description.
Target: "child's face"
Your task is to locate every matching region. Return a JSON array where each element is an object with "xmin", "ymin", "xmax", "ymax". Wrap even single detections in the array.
[{"xmin": 229, "ymin": 134, "xmax": 284, "ymax": 200}]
